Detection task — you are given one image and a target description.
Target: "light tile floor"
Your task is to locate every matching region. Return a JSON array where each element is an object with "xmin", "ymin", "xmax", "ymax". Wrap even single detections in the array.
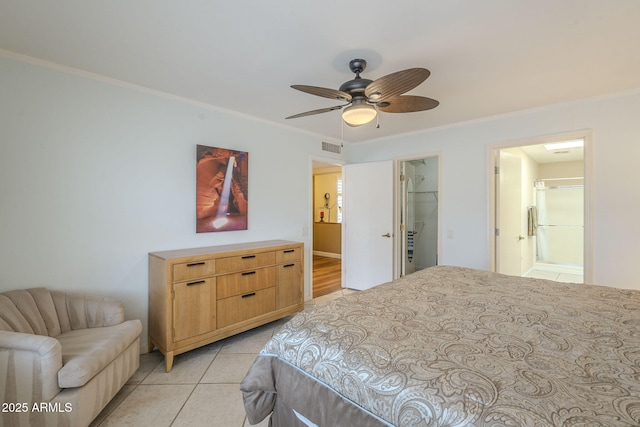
[
  {"xmin": 90, "ymin": 268, "xmax": 586, "ymax": 426},
  {"xmin": 90, "ymin": 289, "xmax": 355, "ymax": 427},
  {"xmin": 523, "ymin": 267, "xmax": 583, "ymax": 283}
]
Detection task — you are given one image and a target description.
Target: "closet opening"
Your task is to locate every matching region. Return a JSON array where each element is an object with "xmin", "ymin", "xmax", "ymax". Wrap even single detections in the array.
[{"xmin": 399, "ymin": 155, "xmax": 440, "ymax": 276}]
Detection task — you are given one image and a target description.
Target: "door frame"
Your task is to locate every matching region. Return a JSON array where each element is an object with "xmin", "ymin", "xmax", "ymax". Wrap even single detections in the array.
[
  {"xmin": 309, "ymin": 155, "xmax": 345, "ymax": 300},
  {"xmin": 395, "ymin": 152, "xmax": 442, "ymax": 277},
  {"xmin": 486, "ymin": 130, "xmax": 594, "ymax": 283}
]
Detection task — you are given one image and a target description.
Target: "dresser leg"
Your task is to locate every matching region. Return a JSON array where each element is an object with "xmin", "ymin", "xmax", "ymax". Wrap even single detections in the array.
[
  {"xmin": 165, "ymin": 352, "xmax": 174, "ymax": 372},
  {"xmin": 148, "ymin": 336, "xmax": 155, "ymax": 353}
]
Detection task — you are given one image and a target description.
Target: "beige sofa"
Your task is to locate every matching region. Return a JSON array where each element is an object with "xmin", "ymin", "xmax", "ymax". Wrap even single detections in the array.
[{"xmin": 0, "ymin": 288, "xmax": 142, "ymax": 427}]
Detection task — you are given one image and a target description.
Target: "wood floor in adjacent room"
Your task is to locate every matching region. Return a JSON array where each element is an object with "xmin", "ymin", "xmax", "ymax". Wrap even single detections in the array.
[{"xmin": 312, "ymin": 255, "xmax": 342, "ymax": 298}]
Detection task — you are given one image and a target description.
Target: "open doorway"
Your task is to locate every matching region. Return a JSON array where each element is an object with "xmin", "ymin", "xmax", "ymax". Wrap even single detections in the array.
[
  {"xmin": 311, "ymin": 160, "xmax": 343, "ymax": 298},
  {"xmin": 398, "ymin": 155, "xmax": 440, "ymax": 276},
  {"xmin": 491, "ymin": 131, "xmax": 592, "ymax": 283}
]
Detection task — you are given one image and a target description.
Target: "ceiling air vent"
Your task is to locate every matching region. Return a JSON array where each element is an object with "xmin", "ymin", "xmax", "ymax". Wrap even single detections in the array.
[{"xmin": 321, "ymin": 141, "xmax": 342, "ymax": 154}]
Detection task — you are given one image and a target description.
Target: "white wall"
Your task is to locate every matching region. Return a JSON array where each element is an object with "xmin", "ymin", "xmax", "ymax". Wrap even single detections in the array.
[
  {"xmin": 3, "ymin": 52, "xmax": 640, "ymax": 361},
  {"xmin": 0, "ymin": 56, "xmax": 343, "ymax": 351},
  {"xmin": 348, "ymin": 90, "xmax": 640, "ymax": 291}
]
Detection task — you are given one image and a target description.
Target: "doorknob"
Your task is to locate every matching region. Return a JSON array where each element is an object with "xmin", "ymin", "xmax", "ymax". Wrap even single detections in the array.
[
  {"xmin": 381, "ymin": 233, "xmax": 391, "ymax": 237},
  {"xmin": 518, "ymin": 235, "xmax": 525, "ymax": 241}
]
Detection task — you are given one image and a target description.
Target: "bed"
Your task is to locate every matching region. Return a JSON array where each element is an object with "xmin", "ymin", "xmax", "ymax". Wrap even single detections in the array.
[{"xmin": 241, "ymin": 266, "xmax": 640, "ymax": 427}]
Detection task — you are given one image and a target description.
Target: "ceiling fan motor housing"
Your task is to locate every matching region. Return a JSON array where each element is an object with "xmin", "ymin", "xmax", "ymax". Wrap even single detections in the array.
[
  {"xmin": 348, "ymin": 59, "xmax": 367, "ymax": 74},
  {"xmin": 339, "ymin": 78, "xmax": 372, "ymax": 95},
  {"xmin": 340, "ymin": 58, "xmax": 372, "ymax": 95}
]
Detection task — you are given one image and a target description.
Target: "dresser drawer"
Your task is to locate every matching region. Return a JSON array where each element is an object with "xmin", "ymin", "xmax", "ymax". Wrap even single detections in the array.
[
  {"xmin": 216, "ymin": 287, "xmax": 275, "ymax": 328},
  {"xmin": 217, "ymin": 267, "xmax": 275, "ymax": 299},
  {"xmin": 216, "ymin": 251, "xmax": 275, "ymax": 274},
  {"xmin": 275, "ymin": 246, "xmax": 302, "ymax": 263},
  {"xmin": 173, "ymin": 259, "xmax": 216, "ymax": 282}
]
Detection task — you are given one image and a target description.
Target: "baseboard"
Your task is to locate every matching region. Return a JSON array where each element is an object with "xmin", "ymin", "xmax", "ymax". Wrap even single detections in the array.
[{"xmin": 313, "ymin": 251, "xmax": 341, "ymax": 259}]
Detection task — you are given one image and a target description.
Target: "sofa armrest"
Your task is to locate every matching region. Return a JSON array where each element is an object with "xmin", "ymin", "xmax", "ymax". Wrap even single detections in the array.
[
  {"xmin": 0, "ymin": 331, "xmax": 62, "ymax": 402},
  {"xmin": 56, "ymin": 291, "xmax": 125, "ymax": 330}
]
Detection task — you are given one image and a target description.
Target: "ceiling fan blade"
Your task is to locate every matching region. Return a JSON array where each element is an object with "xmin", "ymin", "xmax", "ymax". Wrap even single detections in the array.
[
  {"xmin": 285, "ymin": 104, "xmax": 346, "ymax": 119},
  {"xmin": 365, "ymin": 68, "xmax": 430, "ymax": 100},
  {"xmin": 377, "ymin": 95, "xmax": 439, "ymax": 113},
  {"xmin": 291, "ymin": 85, "xmax": 352, "ymax": 102}
]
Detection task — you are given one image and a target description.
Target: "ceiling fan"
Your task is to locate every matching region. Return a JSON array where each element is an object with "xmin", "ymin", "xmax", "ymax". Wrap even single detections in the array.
[{"xmin": 286, "ymin": 59, "xmax": 439, "ymax": 127}]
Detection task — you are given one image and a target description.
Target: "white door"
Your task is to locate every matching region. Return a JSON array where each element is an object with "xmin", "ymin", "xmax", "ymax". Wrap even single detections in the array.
[
  {"xmin": 343, "ymin": 161, "xmax": 394, "ymax": 290},
  {"xmin": 497, "ymin": 150, "xmax": 523, "ymax": 276}
]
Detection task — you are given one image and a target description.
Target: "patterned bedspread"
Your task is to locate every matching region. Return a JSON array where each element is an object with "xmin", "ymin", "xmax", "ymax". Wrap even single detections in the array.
[{"xmin": 242, "ymin": 266, "xmax": 640, "ymax": 426}]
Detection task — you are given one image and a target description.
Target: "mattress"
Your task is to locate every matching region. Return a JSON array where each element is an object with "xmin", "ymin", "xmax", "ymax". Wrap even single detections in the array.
[{"xmin": 241, "ymin": 266, "xmax": 640, "ymax": 426}]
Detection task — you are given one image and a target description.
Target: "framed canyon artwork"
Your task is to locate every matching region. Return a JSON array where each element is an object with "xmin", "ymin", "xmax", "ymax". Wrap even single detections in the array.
[{"xmin": 196, "ymin": 145, "xmax": 248, "ymax": 232}]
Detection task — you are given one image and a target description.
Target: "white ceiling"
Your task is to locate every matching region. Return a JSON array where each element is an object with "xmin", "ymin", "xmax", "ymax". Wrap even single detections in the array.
[
  {"xmin": 1, "ymin": 1, "xmax": 639, "ymax": 143},
  {"xmin": 520, "ymin": 143, "xmax": 583, "ymax": 164}
]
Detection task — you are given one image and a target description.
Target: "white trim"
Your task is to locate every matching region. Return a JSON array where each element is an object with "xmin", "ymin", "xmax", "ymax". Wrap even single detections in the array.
[
  {"xmin": 350, "ymin": 87, "xmax": 640, "ymax": 146},
  {"xmin": 293, "ymin": 410, "xmax": 318, "ymax": 427},
  {"xmin": 0, "ymin": 48, "xmax": 345, "ymax": 145}
]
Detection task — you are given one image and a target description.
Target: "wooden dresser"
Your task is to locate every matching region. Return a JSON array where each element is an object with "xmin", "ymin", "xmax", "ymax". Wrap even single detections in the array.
[{"xmin": 148, "ymin": 240, "xmax": 304, "ymax": 371}]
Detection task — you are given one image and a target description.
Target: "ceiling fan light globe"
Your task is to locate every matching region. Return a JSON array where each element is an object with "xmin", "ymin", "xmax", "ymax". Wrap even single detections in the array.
[{"xmin": 342, "ymin": 103, "xmax": 377, "ymax": 127}]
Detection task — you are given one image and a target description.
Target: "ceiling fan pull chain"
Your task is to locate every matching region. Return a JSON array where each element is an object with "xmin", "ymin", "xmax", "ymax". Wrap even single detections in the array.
[{"xmin": 376, "ymin": 104, "xmax": 380, "ymax": 129}]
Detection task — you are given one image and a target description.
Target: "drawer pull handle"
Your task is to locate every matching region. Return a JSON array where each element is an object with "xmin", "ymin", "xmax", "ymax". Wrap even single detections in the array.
[
  {"xmin": 186, "ymin": 262, "xmax": 205, "ymax": 267},
  {"xmin": 242, "ymin": 271, "xmax": 256, "ymax": 276},
  {"xmin": 241, "ymin": 292, "xmax": 256, "ymax": 298},
  {"xmin": 242, "ymin": 255, "xmax": 256, "ymax": 259},
  {"xmin": 283, "ymin": 263, "xmax": 295, "ymax": 268},
  {"xmin": 284, "ymin": 249, "xmax": 295, "ymax": 253},
  {"xmin": 187, "ymin": 280, "xmax": 205, "ymax": 286}
]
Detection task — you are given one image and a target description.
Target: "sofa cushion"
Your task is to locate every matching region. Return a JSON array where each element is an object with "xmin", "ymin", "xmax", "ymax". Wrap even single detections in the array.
[
  {"xmin": 51, "ymin": 290, "xmax": 125, "ymax": 334},
  {"xmin": 27, "ymin": 288, "xmax": 62, "ymax": 337},
  {"xmin": 0, "ymin": 295, "xmax": 33, "ymax": 333},
  {"xmin": 57, "ymin": 319, "xmax": 142, "ymax": 388},
  {"xmin": 0, "ymin": 291, "xmax": 46, "ymax": 334}
]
